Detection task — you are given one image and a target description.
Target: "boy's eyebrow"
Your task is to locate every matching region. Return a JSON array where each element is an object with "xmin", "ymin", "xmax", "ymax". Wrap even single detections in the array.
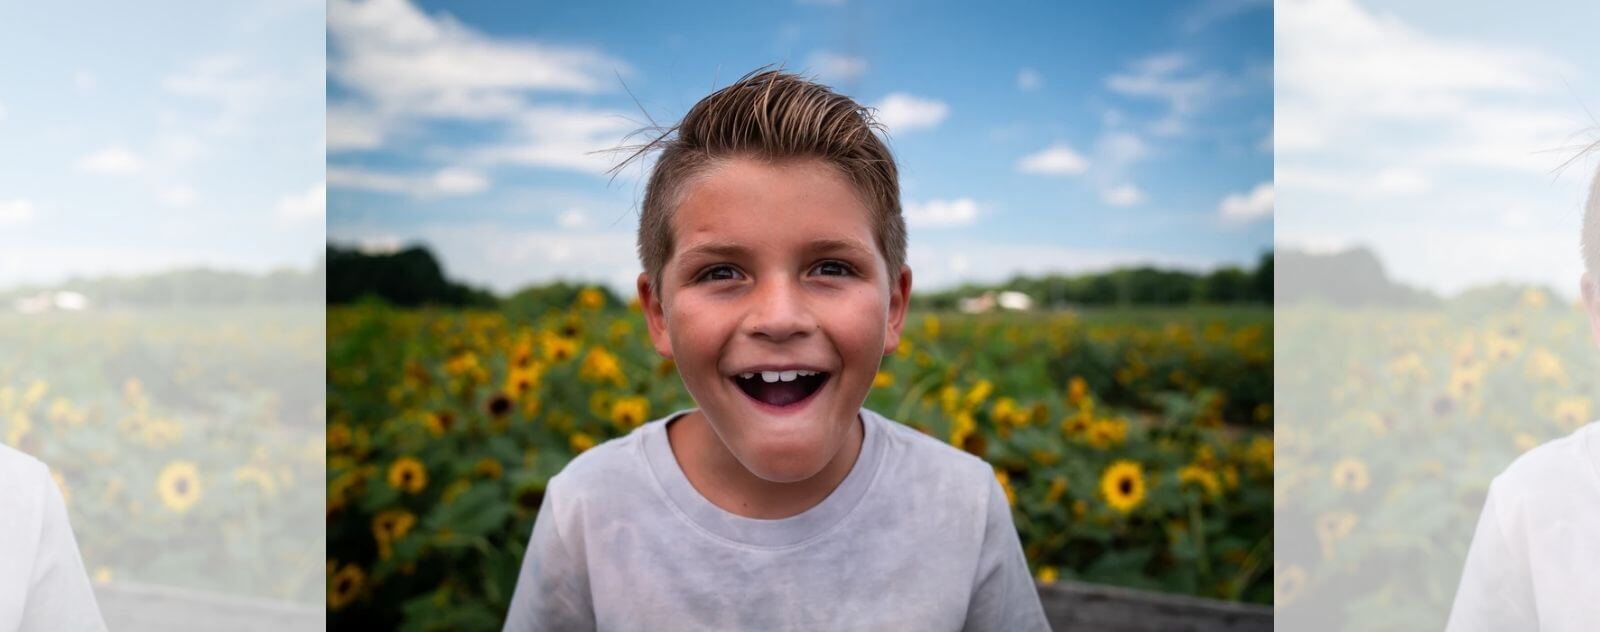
[
  {"xmin": 805, "ymin": 238, "xmax": 874, "ymax": 256},
  {"xmin": 677, "ymin": 238, "xmax": 874, "ymax": 261},
  {"xmin": 677, "ymin": 242, "xmax": 751, "ymax": 261}
]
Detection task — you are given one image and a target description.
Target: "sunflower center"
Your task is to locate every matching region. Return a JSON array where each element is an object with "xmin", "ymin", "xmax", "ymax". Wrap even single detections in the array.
[
  {"xmin": 176, "ymin": 479, "xmax": 190, "ymax": 495},
  {"xmin": 1119, "ymin": 478, "xmax": 1133, "ymax": 495}
]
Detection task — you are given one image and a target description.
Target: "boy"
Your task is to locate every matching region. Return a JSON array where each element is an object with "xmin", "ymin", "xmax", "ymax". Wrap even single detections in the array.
[
  {"xmin": 0, "ymin": 443, "xmax": 108, "ymax": 631},
  {"xmin": 1445, "ymin": 161, "xmax": 1600, "ymax": 630},
  {"xmin": 503, "ymin": 70, "xmax": 1050, "ymax": 630}
]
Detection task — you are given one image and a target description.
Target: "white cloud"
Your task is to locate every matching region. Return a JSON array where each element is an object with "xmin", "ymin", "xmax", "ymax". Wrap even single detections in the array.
[
  {"xmin": 431, "ymin": 167, "xmax": 489, "ymax": 195},
  {"xmin": 0, "ymin": 199, "xmax": 36, "ymax": 225},
  {"xmin": 357, "ymin": 235, "xmax": 405, "ymax": 255},
  {"xmin": 162, "ymin": 55, "xmax": 285, "ymax": 137},
  {"xmin": 1108, "ymin": 53, "xmax": 1220, "ymax": 113},
  {"xmin": 159, "ymin": 185, "xmax": 198, "ymax": 208},
  {"xmin": 806, "ymin": 51, "xmax": 867, "ymax": 84},
  {"xmin": 276, "ymin": 182, "xmax": 326, "ymax": 220},
  {"xmin": 473, "ymin": 106, "xmax": 638, "ymax": 174},
  {"xmin": 327, "ymin": 103, "xmax": 386, "ymax": 151},
  {"xmin": 1219, "ymin": 182, "xmax": 1273, "ymax": 221},
  {"xmin": 78, "ymin": 146, "xmax": 143, "ymax": 174},
  {"xmin": 1278, "ymin": 0, "xmax": 1576, "ymax": 172},
  {"xmin": 1101, "ymin": 184, "xmax": 1146, "ymax": 207},
  {"xmin": 328, "ymin": 0, "xmax": 626, "ymax": 119},
  {"xmin": 328, "ymin": 166, "xmax": 490, "ymax": 198},
  {"xmin": 904, "ymin": 198, "xmax": 980, "ymax": 228},
  {"xmin": 1017, "ymin": 68, "xmax": 1042, "ymax": 92},
  {"xmin": 872, "ymin": 93, "xmax": 948, "ymax": 134},
  {"xmin": 1017, "ymin": 143, "xmax": 1089, "ymax": 176},
  {"xmin": 558, "ymin": 208, "xmax": 590, "ymax": 228}
]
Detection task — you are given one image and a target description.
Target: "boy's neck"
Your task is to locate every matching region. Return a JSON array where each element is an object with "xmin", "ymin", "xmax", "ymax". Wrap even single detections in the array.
[{"xmin": 666, "ymin": 409, "xmax": 864, "ymax": 520}]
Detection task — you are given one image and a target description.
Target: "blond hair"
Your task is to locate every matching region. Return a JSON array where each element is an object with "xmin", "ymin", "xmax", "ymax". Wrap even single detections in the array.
[{"xmin": 615, "ymin": 68, "xmax": 906, "ymax": 296}]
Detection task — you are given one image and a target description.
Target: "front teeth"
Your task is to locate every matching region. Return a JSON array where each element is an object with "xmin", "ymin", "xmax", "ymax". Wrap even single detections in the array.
[{"xmin": 746, "ymin": 370, "xmax": 820, "ymax": 383}]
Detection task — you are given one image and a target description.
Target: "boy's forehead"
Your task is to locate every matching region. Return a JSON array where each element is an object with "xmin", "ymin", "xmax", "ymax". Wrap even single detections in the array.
[{"xmin": 668, "ymin": 158, "xmax": 881, "ymax": 261}]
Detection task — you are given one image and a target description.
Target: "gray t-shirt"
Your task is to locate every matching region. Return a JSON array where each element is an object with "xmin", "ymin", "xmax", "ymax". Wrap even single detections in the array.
[{"xmin": 503, "ymin": 407, "xmax": 1050, "ymax": 631}]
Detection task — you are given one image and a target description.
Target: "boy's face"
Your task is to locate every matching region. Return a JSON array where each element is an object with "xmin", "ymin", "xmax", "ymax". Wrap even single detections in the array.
[{"xmin": 638, "ymin": 157, "xmax": 911, "ymax": 483}]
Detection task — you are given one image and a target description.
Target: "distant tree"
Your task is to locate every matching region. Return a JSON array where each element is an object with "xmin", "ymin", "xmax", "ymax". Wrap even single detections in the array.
[{"xmin": 326, "ymin": 244, "xmax": 497, "ymax": 308}]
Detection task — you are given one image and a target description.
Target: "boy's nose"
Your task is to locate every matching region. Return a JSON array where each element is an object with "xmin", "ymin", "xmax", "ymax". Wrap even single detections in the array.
[{"xmin": 744, "ymin": 277, "xmax": 817, "ymax": 342}]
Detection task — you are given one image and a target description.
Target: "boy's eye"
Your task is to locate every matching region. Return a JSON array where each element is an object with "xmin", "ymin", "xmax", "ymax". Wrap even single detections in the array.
[
  {"xmin": 697, "ymin": 265, "xmax": 743, "ymax": 283},
  {"xmin": 812, "ymin": 260, "xmax": 854, "ymax": 277}
]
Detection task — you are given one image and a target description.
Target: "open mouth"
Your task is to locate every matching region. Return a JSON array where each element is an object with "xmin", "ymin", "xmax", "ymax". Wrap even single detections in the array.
[{"xmin": 732, "ymin": 370, "xmax": 831, "ymax": 408}]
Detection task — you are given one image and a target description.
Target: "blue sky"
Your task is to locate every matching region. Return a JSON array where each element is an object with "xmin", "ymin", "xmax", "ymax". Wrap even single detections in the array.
[
  {"xmin": 1277, "ymin": 0, "xmax": 1600, "ymax": 298},
  {"xmin": 326, "ymin": 0, "xmax": 1274, "ymax": 295},
  {"xmin": 0, "ymin": 1, "xmax": 323, "ymax": 289}
]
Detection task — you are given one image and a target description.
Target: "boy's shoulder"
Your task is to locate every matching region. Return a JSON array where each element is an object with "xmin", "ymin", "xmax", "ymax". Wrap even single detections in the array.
[
  {"xmin": 1491, "ymin": 421, "xmax": 1600, "ymax": 510},
  {"xmin": 0, "ymin": 443, "xmax": 52, "ymax": 523},
  {"xmin": 546, "ymin": 421, "xmax": 656, "ymax": 495},
  {"xmin": 861, "ymin": 408, "xmax": 1000, "ymax": 494}
]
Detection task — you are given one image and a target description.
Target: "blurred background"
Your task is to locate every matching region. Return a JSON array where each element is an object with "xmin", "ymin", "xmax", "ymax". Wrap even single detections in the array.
[
  {"xmin": 0, "ymin": 0, "xmax": 325, "ymax": 627},
  {"xmin": 1275, "ymin": 0, "xmax": 1600, "ymax": 628},
  {"xmin": 323, "ymin": 0, "xmax": 1274, "ymax": 629}
]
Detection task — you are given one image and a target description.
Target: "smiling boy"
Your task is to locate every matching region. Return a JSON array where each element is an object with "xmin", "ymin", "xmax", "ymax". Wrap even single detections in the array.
[{"xmin": 502, "ymin": 70, "xmax": 1050, "ymax": 630}]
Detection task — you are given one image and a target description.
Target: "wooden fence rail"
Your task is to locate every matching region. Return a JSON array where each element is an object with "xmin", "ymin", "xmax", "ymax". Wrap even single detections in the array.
[{"xmin": 94, "ymin": 579, "xmax": 1271, "ymax": 631}]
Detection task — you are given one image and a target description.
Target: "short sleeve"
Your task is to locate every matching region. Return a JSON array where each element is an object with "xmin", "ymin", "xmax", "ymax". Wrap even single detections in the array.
[
  {"xmin": 502, "ymin": 481, "xmax": 595, "ymax": 632},
  {"xmin": 963, "ymin": 474, "xmax": 1050, "ymax": 632},
  {"xmin": 20, "ymin": 466, "xmax": 108, "ymax": 632},
  {"xmin": 1444, "ymin": 481, "xmax": 1538, "ymax": 631}
]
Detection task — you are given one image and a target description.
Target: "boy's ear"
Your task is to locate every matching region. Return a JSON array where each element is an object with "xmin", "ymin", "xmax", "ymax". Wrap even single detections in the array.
[
  {"xmin": 1582, "ymin": 274, "xmax": 1600, "ymax": 349},
  {"xmin": 883, "ymin": 265, "xmax": 912, "ymax": 356},
  {"xmin": 637, "ymin": 272, "xmax": 674, "ymax": 360}
]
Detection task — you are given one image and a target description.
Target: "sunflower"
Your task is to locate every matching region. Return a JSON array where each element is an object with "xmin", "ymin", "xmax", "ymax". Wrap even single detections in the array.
[
  {"xmin": 485, "ymin": 393, "xmax": 513, "ymax": 418},
  {"xmin": 873, "ymin": 371, "xmax": 895, "ymax": 388},
  {"xmin": 1553, "ymin": 397, "xmax": 1592, "ymax": 430},
  {"xmin": 576, "ymin": 287, "xmax": 606, "ymax": 310},
  {"xmin": 579, "ymin": 348, "xmax": 625, "ymax": 386},
  {"xmin": 610, "ymin": 396, "xmax": 649, "ymax": 429},
  {"xmin": 327, "ymin": 423, "xmax": 352, "ymax": 451},
  {"xmin": 1100, "ymin": 460, "xmax": 1146, "ymax": 515},
  {"xmin": 387, "ymin": 457, "xmax": 427, "ymax": 494},
  {"xmin": 1067, "ymin": 376, "xmax": 1089, "ymax": 407},
  {"xmin": 1275, "ymin": 564, "xmax": 1307, "ymax": 605},
  {"xmin": 157, "ymin": 460, "xmax": 202, "ymax": 513},
  {"xmin": 473, "ymin": 457, "xmax": 504, "ymax": 479},
  {"xmin": 1317, "ymin": 511, "xmax": 1359, "ymax": 560},
  {"xmin": 1178, "ymin": 464, "xmax": 1222, "ymax": 499},
  {"xmin": 234, "ymin": 465, "xmax": 278, "ymax": 496},
  {"xmin": 328, "ymin": 563, "xmax": 364, "ymax": 610},
  {"xmin": 1044, "ymin": 475, "xmax": 1069, "ymax": 505},
  {"xmin": 1035, "ymin": 566, "xmax": 1059, "ymax": 584},
  {"xmin": 569, "ymin": 432, "xmax": 596, "ymax": 454},
  {"xmin": 1086, "ymin": 418, "xmax": 1128, "ymax": 450},
  {"xmin": 372, "ymin": 509, "xmax": 417, "ymax": 560},
  {"xmin": 544, "ymin": 336, "xmax": 579, "ymax": 363},
  {"xmin": 1330, "ymin": 458, "xmax": 1369, "ymax": 493}
]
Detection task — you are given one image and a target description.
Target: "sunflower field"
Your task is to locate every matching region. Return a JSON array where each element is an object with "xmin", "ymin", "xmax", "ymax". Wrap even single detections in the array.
[
  {"xmin": 0, "ymin": 307, "xmax": 325, "ymax": 604},
  {"xmin": 326, "ymin": 291, "xmax": 1273, "ymax": 629},
  {"xmin": 1275, "ymin": 289, "xmax": 1598, "ymax": 630}
]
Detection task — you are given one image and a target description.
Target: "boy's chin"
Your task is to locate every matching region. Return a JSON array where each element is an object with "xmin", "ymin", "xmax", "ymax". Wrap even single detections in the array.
[{"xmin": 731, "ymin": 440, "xmax": 838, "ymax": 484}]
